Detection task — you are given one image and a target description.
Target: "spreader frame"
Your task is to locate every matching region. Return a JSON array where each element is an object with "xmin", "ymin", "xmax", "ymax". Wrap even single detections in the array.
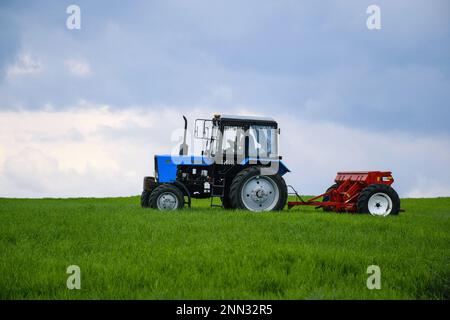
[{"xmin": 287, "ymin": 171, "xmax": 394, "ymax": 212}]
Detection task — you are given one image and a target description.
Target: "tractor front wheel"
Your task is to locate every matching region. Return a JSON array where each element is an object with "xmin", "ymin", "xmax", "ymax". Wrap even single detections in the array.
[
  {"xmin": 357, "ymin": 184, "xmax": 400, "ymax": 216},
  {"xmin": 230, "ymin": 166, "xmax": 287, "ymax": 212},
  {"xmin": 141, "ymin": 190, "xmax": 151, "ymax": 208},
  {"xmin": 148, "ymin": 184, "xmax": 184, "ymax": 211}
]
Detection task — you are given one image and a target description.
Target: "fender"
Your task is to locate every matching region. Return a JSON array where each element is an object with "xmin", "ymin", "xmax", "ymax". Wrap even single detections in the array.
[{"xmin": 240, "ymin": 158, "xmax": 290, "ymax": 176}]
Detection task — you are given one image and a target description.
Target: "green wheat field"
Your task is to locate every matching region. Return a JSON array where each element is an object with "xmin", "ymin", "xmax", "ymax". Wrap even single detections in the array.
[{"xmin": 0, "ymin": 196, "xmax": 449, "ymax": 299}]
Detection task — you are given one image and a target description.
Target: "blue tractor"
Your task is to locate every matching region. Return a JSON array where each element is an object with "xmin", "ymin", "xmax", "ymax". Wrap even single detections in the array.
[{"xmin": 141, "ymin": 114, "xmax": 290, "ymax": 211}]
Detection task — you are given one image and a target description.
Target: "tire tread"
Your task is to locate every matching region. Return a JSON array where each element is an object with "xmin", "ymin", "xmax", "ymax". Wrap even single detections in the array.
[
  {"xmin": 148, "ymin": 184, "xmax": 184, "ymax": 210},
  {"xmin": 140, "ymin": 190, "xmax": 150, "ymax": 208},
  {"xmin": 229, "ymin": 166, "xmax": 287, "ymax": 211},
  {"xmin": 357, "ymin": 183, "xmax": 400, "ymax": 215}
]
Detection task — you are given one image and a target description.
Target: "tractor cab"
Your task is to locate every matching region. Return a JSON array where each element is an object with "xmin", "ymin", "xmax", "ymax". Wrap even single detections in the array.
[{"xmin": 195, "ymin": 114, "xmax": 280, "ymax": 164}]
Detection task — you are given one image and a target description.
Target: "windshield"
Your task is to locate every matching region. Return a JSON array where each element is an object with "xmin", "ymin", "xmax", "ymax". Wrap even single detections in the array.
[
  {"xmin": 203, "ymin": 123, "xmax": 278, "ymax": 160},
  {"xmin": 248, "ymin": 125, "xmax": 278, "ymax": 159},
  {"xmin": 221, "ymin": 126, "xmax": 245, "ymax": 157}
]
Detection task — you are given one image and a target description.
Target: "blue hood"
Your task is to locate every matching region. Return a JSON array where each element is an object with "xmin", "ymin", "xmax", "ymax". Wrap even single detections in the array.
[{"xmin": 155, "ymin": 155, "xmax": 213, "ymax": 182}]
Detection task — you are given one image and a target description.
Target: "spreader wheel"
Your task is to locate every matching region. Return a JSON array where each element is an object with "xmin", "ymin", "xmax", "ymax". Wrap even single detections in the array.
[
  {"xmin": 230, "ymin": 166, "xmax": 287, "ymax": 212},
  {"xmin": 148, "ymin": 184, "xmax": 184, "ymax": 211},
  {"xmin": 357, "ymin": 184, "xmax": 400, "ymax": 216},
  {"xmin": 322, "ymin": 183, "xmax": 338, "ymax": 212}
]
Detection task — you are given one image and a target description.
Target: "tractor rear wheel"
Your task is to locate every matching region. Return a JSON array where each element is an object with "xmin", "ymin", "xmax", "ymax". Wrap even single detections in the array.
[
  {"xmin": 322, "ymin": 183, "xmax": 338, "ymax": 212},
  {"xmin": 230, "ymin": 166, "xmax": 287, "ymax": 212},
  {"xmin": 221, "ymin": 195, "xmax": 234, "ymax": 209},
  {"xmin": 141, "ymin": 190, "xmax": 151, "ymax": 208},
  {"xmin": 357, "ymin": 184, "xmax": 400, "ymax": 216},
  {"xmin": 148, "ymin": 184, "xmax": 184, "ymax": 211}
]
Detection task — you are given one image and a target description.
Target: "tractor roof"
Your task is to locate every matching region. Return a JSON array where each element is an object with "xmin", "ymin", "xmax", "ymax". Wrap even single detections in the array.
[{"xmin": 216, "ymin": 114, "xmax": 277, "ymax": 126}]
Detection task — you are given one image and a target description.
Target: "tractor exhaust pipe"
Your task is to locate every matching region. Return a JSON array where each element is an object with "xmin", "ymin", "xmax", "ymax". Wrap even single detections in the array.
[{"xmin": 179, "ymin": 115, "xmax": 188, "ymax": 156}]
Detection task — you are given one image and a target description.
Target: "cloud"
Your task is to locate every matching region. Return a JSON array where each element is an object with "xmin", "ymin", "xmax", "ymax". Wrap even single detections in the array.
[
  {"xmin": 0, "ymin": 0, "xmax": 448, "ymax": 136},
  {"xmin": 0, "ymin": 104, "xmax": 449, "ymax": 198},
  {"xmin": 278, "ymin": 116, "xmax": 450, "ymax": 198},
  {"xmin": 6, "ymin": 54, "xmax": 42, "ymax": 78},
  {"xmin": 0, "ymin": 1, "xmax": 449, "ymax": 198},
  {"xmin": 0, "ymin": 105, "xmax": 193, "ymax": 197},
  {"xmin": 3, "ymin": 147, "xmax": 60, "ymax": 193},
  {"xmin": 64, "ymin": 59, "xmax": 91, "ymax": 77}
]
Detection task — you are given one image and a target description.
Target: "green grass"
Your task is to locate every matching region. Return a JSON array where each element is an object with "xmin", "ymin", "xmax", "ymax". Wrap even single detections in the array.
[{"xmin": 0, "ymin": 196, "xmax": 449, "ymax": 299}]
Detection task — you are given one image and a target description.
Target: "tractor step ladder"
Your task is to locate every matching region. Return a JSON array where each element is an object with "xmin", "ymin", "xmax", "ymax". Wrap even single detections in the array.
[{"xmin": 210, "ymin": 178, "xmax": 226, "ymax": 207}]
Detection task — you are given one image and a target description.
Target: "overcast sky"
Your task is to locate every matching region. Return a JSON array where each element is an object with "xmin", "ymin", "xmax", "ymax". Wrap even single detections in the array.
[{"xmin": 0, "ymin": 0, "xmax": 449, "ymax": 198}]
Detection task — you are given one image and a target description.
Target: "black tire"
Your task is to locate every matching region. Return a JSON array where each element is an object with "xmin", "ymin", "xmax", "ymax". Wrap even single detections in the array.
[
  {"xmin": 148, "ymin": 184, "xmax": 184, "ymax": 210},
  {"xmin": 221, "ymin": 195, "xmax": 234, "ymax": 209},
  {"xmin": 322, "ymin": 183, "xmax": 338, "ymax": 212},
  {"xmin": 230, "ymin": 166, "xmax": 287, "ymax": 211},
  {"xmin": 357, "ymin": 184, "xmax": 400, "ymax": 216},
  {"xmin": 141, "ymin": 190, "xmax": 151, "ymax": 208},
  {"xmin": 143, "ymin": 176, "xmax": 156, "ymax": 191}
]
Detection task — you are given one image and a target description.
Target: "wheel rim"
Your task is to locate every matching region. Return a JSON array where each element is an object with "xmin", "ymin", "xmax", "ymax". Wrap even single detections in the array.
[
  {"xmin": 241, "ymin": 175, "xmax": 279, "ymax": 211},
  {"xmin": 156, "ymin": 192, "xmax": 179, "ymax": 210},
  {"xmin": 368, "ymin": 192, "xmax": 393, "ymax": 216}
]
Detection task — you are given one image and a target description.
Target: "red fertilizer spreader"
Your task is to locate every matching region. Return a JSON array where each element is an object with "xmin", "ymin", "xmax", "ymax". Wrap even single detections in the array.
[{"xmin": 288, "ymin": 171, "xmax": 401, "ymax": 216}]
